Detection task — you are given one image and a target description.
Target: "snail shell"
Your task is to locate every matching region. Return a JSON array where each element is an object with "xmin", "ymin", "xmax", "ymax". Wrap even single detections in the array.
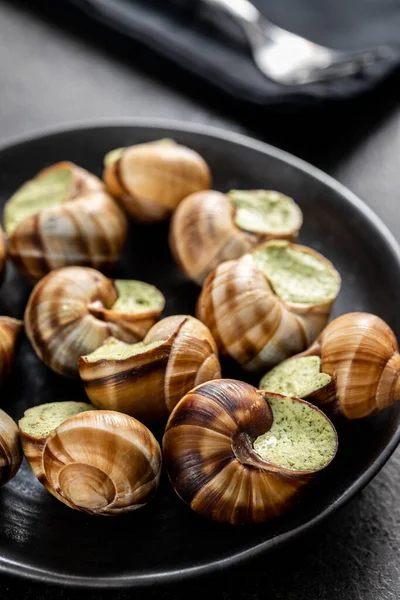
[
  {"xmin": 103, "ymin": 140, "xmax": 211, "ymax": 223},
  {"xmin": 163, "ymin": 379, "xmax": 337, "ymax": 524},
  {"xmin": 197, "ymin": 241, "xmax": 341, "ymax": 372},
  {"xmin": 79, "ymin": 315, "xmax": 221, "ymax": 425},
  {"xmin": 19, "ymin": 404, "xmax": 161, "ymax": 515},
  {"xmin": 296, "ymin": 312, "xmax": 400, "ymax": 419},
  {"xmin": 0, "ymin": 226, "xmax": 6, "ymax": 287},
  {"xmin": 4, "ymin": 162, "xmax": 128, "ymax": 281},
  {"xmin": 170, "ymin": 190, "xmax": 303, "ymax": 284},
  {"xmin": 24, "ymin": 266, "xmax": 165, "ymax": 377},
  {"xmin": 0, "ymin": 317, "xmax": 23, "ymax": 382},
  {"xmin": 0, "ymin": 409, "xmax": 22, "ymax": 486}
]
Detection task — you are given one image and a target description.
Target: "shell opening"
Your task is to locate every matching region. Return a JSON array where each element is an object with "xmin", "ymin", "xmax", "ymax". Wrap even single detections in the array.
[
  {"xmin": 19, "ymin": 402, "xmax": 95, "ymax": 439},
  {"xmin": 103, "ymin": 147, "xmax": 126, "ymax": 167},
  {"xmin": 111, "ymin": 280, "xmax": 165, "ymax": 315},
  {"xmin": 228, "ymin": 190, "xmax": 302, "ymax": 235},
  {"xmin": 82, "ymin": 337, "xmax": 167, "ymax": 363},
  {"xmin": 250, "ymin": 241, "xmax": 341, "ymax": 304},
  {"xmin": 4, "ymin": 168, "xmax": 73, "ymax": 236},
  {"xmin": 103, "ymin": 140, "xmax": 176, "ymax": 167},
  {"xmin": 253, "ymin": 395, "xmax": 337, "ymax": 472},
  {"xmin": 260, "ymin": 356, "xmax": 332, "ymax": 398},
  {"xmin": 58, "ymin": 463, "xmax": 116, "ymax": 511}
]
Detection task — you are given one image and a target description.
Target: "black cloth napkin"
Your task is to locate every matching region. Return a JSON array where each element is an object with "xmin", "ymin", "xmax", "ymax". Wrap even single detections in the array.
[{"xmin": 66, "ymin": 0, "xmax": 400, "ymax": 109}]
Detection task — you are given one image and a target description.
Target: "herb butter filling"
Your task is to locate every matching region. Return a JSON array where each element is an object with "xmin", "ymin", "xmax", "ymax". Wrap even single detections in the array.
[
  {"xmin": 112, "ymin": 280, "xmax": 164, "ymax": 314},
  {"xmin": 229, "ymin": 190, "xmax": 301, "ymax": 235},
  {"xmin": 83, "ymin": 338, "xmax": 166, "ymax": 363},
  {"xmin": 253, "ymin": 395, "xmax": 336, "ymax": 471},
  {"xmin": 4, "ymin": 168, "xmax": 73, "ymax": 236},
  {"xmin": 19, "ymin": 401, "xmax": 95, "ymax": 439},
  {"xmin": 260, "ymin": 356, "xmax": 331, "ymax": 398},
  {"xmin": 250, "ymin": 242, "xmax": 341, "ymax": 304}
]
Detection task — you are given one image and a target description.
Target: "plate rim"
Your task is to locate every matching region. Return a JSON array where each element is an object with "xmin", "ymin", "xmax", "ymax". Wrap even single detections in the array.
[{"xmin": 1, "ymin": 117, "xmax": 400, "ymax": 589}]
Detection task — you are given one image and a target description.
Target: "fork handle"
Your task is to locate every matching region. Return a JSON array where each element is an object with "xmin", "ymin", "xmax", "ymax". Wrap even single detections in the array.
[
  {"xmin": 202, "ymin": 0, "xmax": 284, "ymax": 41},
  {"xmin": 202, "ymin": 0, "xmax": 260, "ymax": 26}
]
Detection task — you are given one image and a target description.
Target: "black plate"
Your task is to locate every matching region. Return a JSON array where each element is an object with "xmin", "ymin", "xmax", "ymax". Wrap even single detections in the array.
[{"xmin": 0, "ymin": 120, "xmax": 399, "ymax": 589}]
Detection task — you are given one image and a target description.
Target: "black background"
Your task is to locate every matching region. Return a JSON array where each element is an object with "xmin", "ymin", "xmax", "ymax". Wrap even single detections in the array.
[{"xmin": 0, "ymin": 1, "xmax": 399, "ymax": 598}]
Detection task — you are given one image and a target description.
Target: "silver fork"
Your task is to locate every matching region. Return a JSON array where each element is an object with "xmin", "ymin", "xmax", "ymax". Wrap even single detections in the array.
[{"xmin": 203, "ymin": 0, "xmax": 391, "ymax": 85}]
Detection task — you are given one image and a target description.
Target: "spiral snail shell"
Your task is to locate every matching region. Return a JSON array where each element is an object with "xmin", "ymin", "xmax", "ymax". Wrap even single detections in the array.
[
  {"xmin": 0, "ymin": 226, "xmax": 6, "ymax": 287},
  {"xmin": 170, "ymin": 190, "xmax": 303, "ymax": 284},
  {"xmin": 79, "ymin": 315, "xmax": 221, "ymax": 425},
  {"xmin": 103, "ymin": 140, "xmax": 211, "ymax": 223},
  {"xmin": 261, "ymin": 312, "xmax": 400, "ymax": 420},
  {"xmin": 197, "ymin": 240, "xmax": 341, "ymax": 372},
  {"xmin": 3, "ymin": 162, "xmax": 128, "ymax": 281},
  {"xmin": 0, "ymin": 409, "xmax": 22, "ymax": 486},
  {"xmin": 19, "ymin": 402, "xmax": 162, "ymax": 515},
  {"xmin": 0, "ymin": 317, "xmax": 23, "ymax": 383},
  {"xmin": 24, "ymin": 266, "xmax": 165, "ymax": 377},
  {"xmin": 163, "ymin": 379, "xmax": 337, "ymax": 524}
]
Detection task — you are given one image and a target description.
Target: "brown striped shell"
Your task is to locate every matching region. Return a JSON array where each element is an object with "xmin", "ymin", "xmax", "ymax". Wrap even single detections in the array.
[
  {"xmin": 0, "ymin": 226, "xmax": 6, "ymax": 287},
  {"xmin": 293, "ymin": 312, "xmax": 400, "ymax": 419},
  {"xmin": 0, "ymin": 317, "xmax": 23, "ymax": 382},
  {"xmin": 163, "ymin": 379, "xmax": 337, "ymax": 524},
  {"xmin": 103, "ymin": 140, "xmax": 211, "ymax": 223},
  {"xmin": 197, "ymin": 241, "xmax": 341, "ymax": 372},
  {"xmin": 0, "ymin": 409, "xmax": 22, "ymax": 486},
  {"xmin": 5, "ymin": 162, "xmax": 128, "ymax": 281},
  {"xmin": 20, "ymin": 409, "xmax": 161, "ymax": 515},
  {"xmin": 24, "ymin": 266, "xmax": 165, "ymax": 378},
  {"xmin": 78, "ymin": 315, "xmax": 221, "ymax": 425},
  {"xmin": 170, "ymin": 190, "xmax": 302, "ymax": 284}
]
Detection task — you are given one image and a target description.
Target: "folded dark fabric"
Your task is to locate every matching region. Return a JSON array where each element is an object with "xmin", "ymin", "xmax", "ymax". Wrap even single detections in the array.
[{"xmin": 65, "ymin": 0, "xmax": 400, "ymax": 108}]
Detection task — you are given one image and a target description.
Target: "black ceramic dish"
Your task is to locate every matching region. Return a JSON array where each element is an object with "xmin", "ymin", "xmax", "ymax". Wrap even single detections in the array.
[{"xmin": 0, "ymin": 120, "xmax": 399, "ymax": 589}]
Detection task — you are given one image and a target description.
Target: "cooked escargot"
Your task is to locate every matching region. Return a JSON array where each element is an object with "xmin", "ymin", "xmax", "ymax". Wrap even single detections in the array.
[
  {"xmin": 0, "ymin": 409, "xmax": 22, "ymax": 486},
  {"xmin": 79, "ymin": 315, "xmax": 221, "ymax": 425},
  {"xmin": 0, "ymin": 226, "xmax": 6, "ymax": 286},
  {"xmin": 163, "ymin": 379, "xmax": 338, "ymax": 524},
  {"xmin": 197, "ymin": 240, "xmax": 341, "ymax": 372},
  {"xmin": 24, "ymin": 266, "xmax": 165, "ymax": 377},
  {"xmin": 260, "ymin": 312, "xmax": 400, "ymax": 419},
  {"xmin": 3, "ymin": 162, "xmax": 128, "ymax": 280},
  {"xmin": 0, "ymin": 317, "xmax": 23, "ymax": 382},
  {"xmin": 103, "ymin": 139, "xmax": 211, "ymax": 223},
  {"xmin": 170, "ymin": 190, "xmax": 303, "ymax": 284},
  {"xmin": 19, "ymin": 402, "xmax": 162, "ymax": 515}
]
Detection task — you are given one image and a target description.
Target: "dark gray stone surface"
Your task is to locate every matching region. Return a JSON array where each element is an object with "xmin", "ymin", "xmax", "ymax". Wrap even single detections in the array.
[{"xmin": 0, "ymin": 1, "xmax": 399, "ymax": 598}]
